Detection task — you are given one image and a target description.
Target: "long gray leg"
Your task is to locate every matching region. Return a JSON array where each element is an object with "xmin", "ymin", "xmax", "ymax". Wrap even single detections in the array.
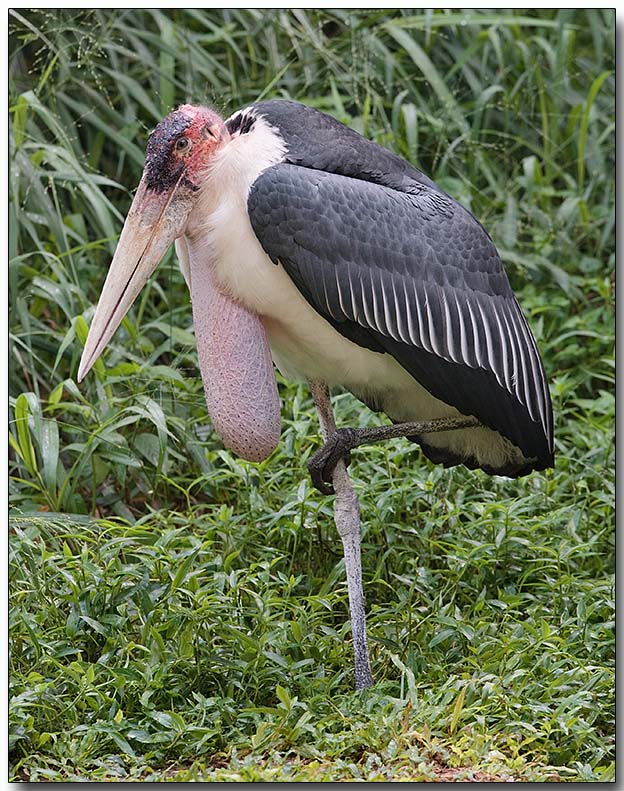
[
  {"xmin": 308, "ymin": 415, "xmax": 481, "ymax": 494},
  {"xmin": 309, "ymin": 381, "xmax": 373, "ymax": 691}
]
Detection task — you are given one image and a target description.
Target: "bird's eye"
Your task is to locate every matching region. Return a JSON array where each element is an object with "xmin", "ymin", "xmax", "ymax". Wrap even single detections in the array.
[{"xmin": 175, "ymin": 137, "xmax": 191, "ymax": 153}]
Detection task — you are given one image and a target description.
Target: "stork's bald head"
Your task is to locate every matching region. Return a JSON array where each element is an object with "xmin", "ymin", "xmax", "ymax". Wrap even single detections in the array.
[
  {"xmin": 144, "ymin": 105, "xmax": 229, "ymax": 195},
  {"xmin": 78, "ymin": 105, "xmax": 229, "ymax": 381}
]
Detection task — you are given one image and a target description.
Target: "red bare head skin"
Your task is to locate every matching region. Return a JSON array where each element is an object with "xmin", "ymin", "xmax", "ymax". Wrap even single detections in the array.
[
  {"xmin": 77, "ymin": 105, "xmax": 230, "ymax": 382},
  {"xmin": 144, "ymin": 104, "xmax": 229, "ymax": 195}
]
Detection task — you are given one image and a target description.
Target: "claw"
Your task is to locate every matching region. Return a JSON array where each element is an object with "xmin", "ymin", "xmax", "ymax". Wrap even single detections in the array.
[
  {"xmin": 308, "ymin": 462, "xmax": 335, "ymax": 495},
  {"xmin": 307, "ymin": 428, "xmax": 356, "ymax": 495}
]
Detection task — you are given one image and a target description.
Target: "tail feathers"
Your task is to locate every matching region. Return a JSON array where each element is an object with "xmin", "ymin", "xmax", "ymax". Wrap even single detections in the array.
[{"xmin": 409, "ymin": 433, "xmax": 553, "ymax": 478}]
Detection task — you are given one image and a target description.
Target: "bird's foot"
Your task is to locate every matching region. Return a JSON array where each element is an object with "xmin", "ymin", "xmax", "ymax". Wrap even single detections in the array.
[{"xmin": 308, "ymin": 428, "xmax": 356, "ymax": 495}]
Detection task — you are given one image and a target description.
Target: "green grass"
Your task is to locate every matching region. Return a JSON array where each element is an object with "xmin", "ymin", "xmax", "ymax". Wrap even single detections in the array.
[{"xmin": 9, "ymin": 9, "xmax": 614, "ymax": 782}]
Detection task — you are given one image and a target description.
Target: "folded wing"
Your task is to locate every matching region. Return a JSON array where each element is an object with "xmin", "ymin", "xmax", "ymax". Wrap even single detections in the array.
[{"xmin": 247, "ymin": 163, "xmax": 553, "ymax": 468}]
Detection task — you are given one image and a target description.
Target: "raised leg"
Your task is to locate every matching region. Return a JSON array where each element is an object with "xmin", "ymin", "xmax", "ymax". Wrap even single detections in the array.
[
  {"xmin": 308, "ymin": 415, "xmax": 481, "ymax": 494},
  {"xmin": 309, "ymin": 381, "xmax": 373, "ymax": 691}
]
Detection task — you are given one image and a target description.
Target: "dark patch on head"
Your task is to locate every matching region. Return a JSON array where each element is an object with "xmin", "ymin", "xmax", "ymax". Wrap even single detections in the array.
[
  {"xmin": 144, "ymin": 111, "xmax": 192, "ymax": 193},
  {"xmin": 226, "ymin": 111, "xmax": 256, "ymax": 136}
]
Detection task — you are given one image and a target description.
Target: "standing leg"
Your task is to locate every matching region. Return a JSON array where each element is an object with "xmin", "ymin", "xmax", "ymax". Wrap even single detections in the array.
[{"xmin": 309, "ymin": 381, "xmax": 373, "ymax": 691}]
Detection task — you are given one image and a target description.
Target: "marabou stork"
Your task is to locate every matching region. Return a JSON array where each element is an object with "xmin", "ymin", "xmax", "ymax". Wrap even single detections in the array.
[{"xmin": 78, "ymin": 100, "xmax": 554, "ymax": 690}]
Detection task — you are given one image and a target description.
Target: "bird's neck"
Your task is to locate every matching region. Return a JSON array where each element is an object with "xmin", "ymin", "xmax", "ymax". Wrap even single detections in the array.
[{"xmin": 189, "ymin": 114, "xmax": 287, "ymax": 229}]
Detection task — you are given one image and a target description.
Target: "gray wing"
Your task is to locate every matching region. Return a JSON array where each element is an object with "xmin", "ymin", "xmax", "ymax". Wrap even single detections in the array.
[{"xmin": 248, "ymin": 163, "xmax": 553, "ymax": 466}]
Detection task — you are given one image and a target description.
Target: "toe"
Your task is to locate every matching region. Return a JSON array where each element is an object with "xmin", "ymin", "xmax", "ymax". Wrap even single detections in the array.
[
  {"xmin": 308, "ymin": 454, "xmax": 335, "ymax": 495},
  {"xmin": 312, "ymin": 468, "xmax": 335, "ymax": 495}
]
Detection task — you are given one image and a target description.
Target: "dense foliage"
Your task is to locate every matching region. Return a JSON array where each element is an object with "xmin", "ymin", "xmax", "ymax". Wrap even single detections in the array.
[{"xmin": 9, "ymin": 9, "xmax": 614, "ymax": 781}]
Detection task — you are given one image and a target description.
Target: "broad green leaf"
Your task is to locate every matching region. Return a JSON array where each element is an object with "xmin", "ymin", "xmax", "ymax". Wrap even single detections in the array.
[{"xmin": 14, "ymin": 394, "xmax": 38, "ymax": 476}]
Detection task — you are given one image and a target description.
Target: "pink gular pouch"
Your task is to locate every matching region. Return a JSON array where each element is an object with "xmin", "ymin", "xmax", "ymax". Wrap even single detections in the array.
[{"xmin": 188, "ymin": 253, "xmax": 281, "ymax": 462}]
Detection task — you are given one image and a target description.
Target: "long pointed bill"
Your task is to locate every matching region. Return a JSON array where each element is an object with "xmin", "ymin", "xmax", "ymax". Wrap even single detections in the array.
[{"xmin": 78, "ymin": 172, "xmax": 195, "ymax": 381}]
